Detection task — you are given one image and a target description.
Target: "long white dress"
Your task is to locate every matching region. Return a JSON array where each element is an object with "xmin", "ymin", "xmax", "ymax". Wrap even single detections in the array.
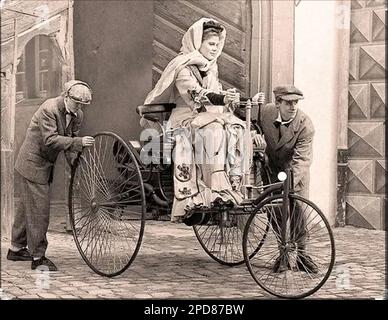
[
  {"xmin": 142, "ymin": 17, "xmax": 247, "ymax": 221},
  {"xmin": 167, "ymin": 66, "xmax": 246, "ymax": 221}
]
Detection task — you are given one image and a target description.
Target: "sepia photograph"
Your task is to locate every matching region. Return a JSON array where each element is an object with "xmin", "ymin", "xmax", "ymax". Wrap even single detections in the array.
[{"xmin": 0, "ymin": 0, "xmax": 386, "ymax": 306}]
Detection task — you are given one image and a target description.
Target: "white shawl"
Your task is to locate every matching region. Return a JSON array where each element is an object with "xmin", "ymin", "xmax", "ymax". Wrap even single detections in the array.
[{"xmin": 144, "ymin": 18, "xmax": 226, "ymax": 105}]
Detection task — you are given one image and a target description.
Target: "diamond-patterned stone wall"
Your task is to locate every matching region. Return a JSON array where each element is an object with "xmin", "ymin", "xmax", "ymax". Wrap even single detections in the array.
[{"xmin": 346, "ymin": 0, "xmax": 386, "ymax": 230}]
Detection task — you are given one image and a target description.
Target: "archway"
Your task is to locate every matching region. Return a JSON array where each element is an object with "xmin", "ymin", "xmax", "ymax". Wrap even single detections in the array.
[{"xmin": 1, "ymin": 1, "xmax": 74, "ymax": 238}]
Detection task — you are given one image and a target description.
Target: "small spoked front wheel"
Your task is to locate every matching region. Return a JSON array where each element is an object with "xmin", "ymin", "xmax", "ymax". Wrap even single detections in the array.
[
  {"xmin": 242, "ymin": 194, "xmax": 335, "ymax": 299},
  {"xmin": 69, "ymin": 132, "xmax": 146, "ymax": 277}
]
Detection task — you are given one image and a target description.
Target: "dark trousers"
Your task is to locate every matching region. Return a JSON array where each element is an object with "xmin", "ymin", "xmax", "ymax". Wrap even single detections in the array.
[
  {"xmin": 270, "ymin": 191, "xmax": 308, "ymax": 249},
  {"xmin": 269, "ymin": 173, "xmax": 309, "ymax": 252},
  {"xmin": 11, "ymin": 174, "xmax": 50, "ymax": 258}
]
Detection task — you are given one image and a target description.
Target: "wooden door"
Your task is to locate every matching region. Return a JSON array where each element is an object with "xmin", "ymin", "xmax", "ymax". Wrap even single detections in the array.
[{"xmin": 152, "ymin": 0, "xmax": 252, "ymax": 96}]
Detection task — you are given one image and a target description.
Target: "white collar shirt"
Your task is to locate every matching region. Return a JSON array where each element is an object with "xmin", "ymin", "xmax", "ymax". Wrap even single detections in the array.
[{"xmin": 275, "ymin": 112, "xmax": 294, "ymax": 126}]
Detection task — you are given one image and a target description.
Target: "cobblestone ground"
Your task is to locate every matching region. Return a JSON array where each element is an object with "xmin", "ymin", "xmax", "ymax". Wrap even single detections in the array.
[{"xmin": 1, "ymin": 210, "xmax": 385, "ymax": 300}]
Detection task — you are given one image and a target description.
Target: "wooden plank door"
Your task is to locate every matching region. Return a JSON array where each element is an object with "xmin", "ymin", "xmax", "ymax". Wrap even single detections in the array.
[{"xmin": 152, "ymin": 0, "xmax": 252, "ymax": 96}]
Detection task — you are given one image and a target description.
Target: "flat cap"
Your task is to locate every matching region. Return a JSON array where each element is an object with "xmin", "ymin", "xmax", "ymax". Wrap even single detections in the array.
[
  {"xmin": 273, "ymin": 85, "xmax": 304, "ymax": 101},
  {"xmin": 64, "ymin": 80, "xmax": 92, "ymax": 104}
]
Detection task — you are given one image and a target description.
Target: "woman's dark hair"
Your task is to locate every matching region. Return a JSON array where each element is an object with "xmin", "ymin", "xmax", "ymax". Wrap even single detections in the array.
[
  {"xmin": 202, "ymin": 20, "xmax": 224, "ymax": 41},
  {"xmin": 203, "ymin": 20, "xmax": 224, "ymax": 32}
]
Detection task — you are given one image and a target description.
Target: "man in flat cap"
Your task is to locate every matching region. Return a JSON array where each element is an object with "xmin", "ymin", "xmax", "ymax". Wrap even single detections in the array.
[
  {"xmin": 257, "ymin": 84, "xmax": 318, "ymax": 274},
  {"xmin": 7, "ymin": 80, "xmax": 95, "ymax": 271}
]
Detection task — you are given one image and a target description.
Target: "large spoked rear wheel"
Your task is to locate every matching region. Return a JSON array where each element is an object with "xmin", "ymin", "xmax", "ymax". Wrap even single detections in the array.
[
  {"xmin": 243, "ymin": 194, "xmax": 335, "ymax": 299},
  {"xmin": 69, "ymin": 131, "xmax": 146, "ymax": 277}
]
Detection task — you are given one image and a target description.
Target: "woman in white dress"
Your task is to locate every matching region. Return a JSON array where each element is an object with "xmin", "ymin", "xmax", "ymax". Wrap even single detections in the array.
[{"xmin": 143, "ymin": 18, "xmax": 248, "ymax": 222}]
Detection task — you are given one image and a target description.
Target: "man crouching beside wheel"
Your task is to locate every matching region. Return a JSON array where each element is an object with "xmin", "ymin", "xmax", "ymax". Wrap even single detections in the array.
[
  {"xmin": 257, "ymin": 85, "xmax": 318, "ymax": 274},
  {"xmin": 7, "ymin": 80, "xmax": 95, "ymax": 271}
]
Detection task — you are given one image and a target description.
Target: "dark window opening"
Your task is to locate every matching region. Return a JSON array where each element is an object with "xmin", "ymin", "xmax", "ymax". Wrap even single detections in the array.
[{"xmin": 16, "ymin": 35, "xmax": 61, "ymax": 106}]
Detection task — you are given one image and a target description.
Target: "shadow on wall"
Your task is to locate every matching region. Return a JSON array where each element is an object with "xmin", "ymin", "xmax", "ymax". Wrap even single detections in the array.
[{"xmin": 73, "ymin": 1, "xmax": 154, "ymax": 142}]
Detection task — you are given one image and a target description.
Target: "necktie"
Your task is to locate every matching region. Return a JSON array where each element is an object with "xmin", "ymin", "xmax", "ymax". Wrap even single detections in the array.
[
  {"xmin": 275, "ymin": 121, "xmax": 288, "ymax": 142},
  {"xmin": 279, "ymin": 123, "xmax": 286, "ymax": 142},
  {"xmin": 66, "ymin": 112, "xmax": 75, "ymax": 129}
]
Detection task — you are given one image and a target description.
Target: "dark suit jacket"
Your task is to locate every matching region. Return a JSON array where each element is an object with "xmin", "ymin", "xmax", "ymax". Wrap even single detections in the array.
[
  {"xmin": 260, "ymin": 103, "xmax": 314, "ymax": 194},
  {"xmin": 15, "ymin": 96, "xmax": 84, "ymax": 184}
]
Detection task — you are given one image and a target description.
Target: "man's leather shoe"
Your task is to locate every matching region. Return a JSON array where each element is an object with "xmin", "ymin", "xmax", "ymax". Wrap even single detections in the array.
[
  {"xmin": 296, "ymin": 254, "xmax": 318, "ymax": 274},
  {"xmin": 272, "ymin": 255, "xmax": 291, "ymax": 273},
  {"xmin": 7, "ymin": 248, "xmax": 32, "ymax": 261},
  {"xmin": 31, "ymin": 256, "xmax": 58, "ymax": 271}
]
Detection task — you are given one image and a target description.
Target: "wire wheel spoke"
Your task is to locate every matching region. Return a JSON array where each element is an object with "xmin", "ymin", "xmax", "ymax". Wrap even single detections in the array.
[
  {"xmin": 193, "ymin": 212, "xmax": 255, "ymax": 266},
  {"xmin": 69, "ymin": 132, "xmax": 146, "ymax": 277},
  {"xmin": 192, "ymin": 154, "xmax": 272, "ymax": 266},
  {"xmin": 243, "ymin": 194, "xmax": 335, "ymax": 299}
]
